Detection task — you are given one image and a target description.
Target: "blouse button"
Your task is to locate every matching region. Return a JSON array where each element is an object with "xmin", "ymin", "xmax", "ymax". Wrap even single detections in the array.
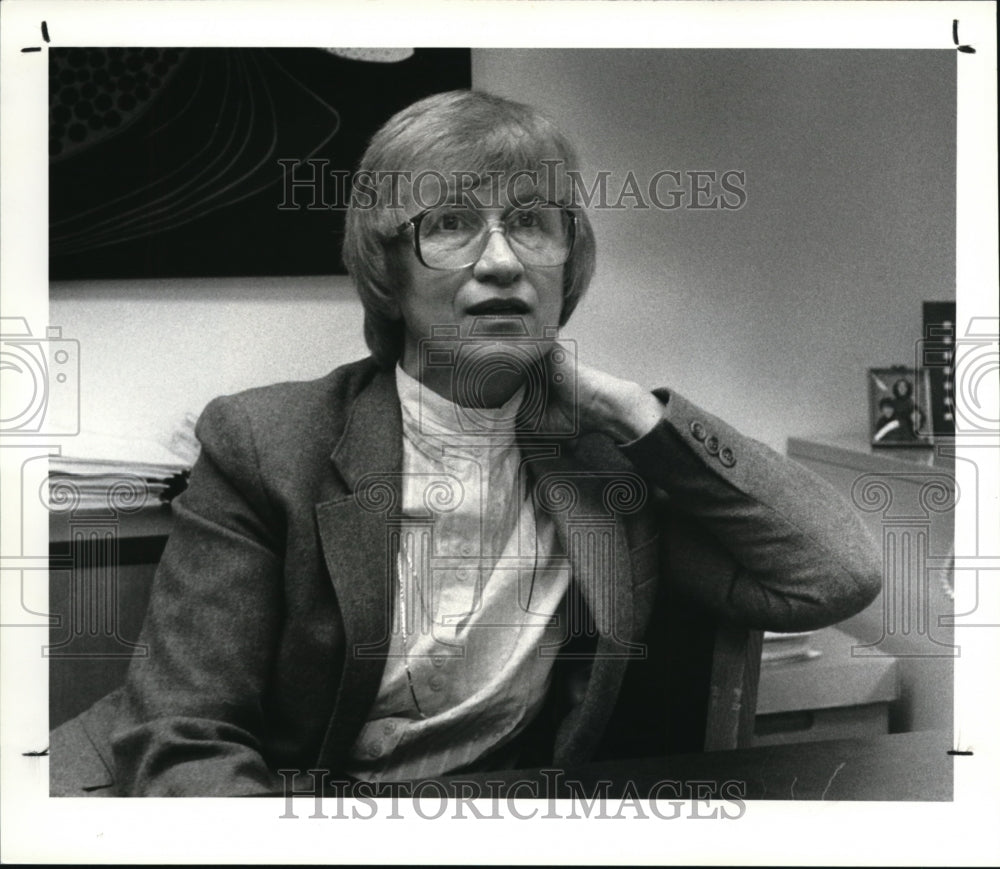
[{"xmin": 429, "ymin": 675, "xmax": 444, "ymax": 691}]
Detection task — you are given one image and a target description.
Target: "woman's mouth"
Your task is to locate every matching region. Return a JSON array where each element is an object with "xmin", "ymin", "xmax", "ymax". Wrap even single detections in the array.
[{"xmin": 466, "ymin": 298, "xmax": 531, "ymax": 316}]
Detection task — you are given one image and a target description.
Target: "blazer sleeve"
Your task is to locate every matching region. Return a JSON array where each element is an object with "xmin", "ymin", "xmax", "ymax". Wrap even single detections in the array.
[
  {"xmin": 111, "ymin": 394, "xmax": 285, "ymax": 796},
  {"xmin": 619, "ymin": 388, "xmax": 882, "ymax": 632}
]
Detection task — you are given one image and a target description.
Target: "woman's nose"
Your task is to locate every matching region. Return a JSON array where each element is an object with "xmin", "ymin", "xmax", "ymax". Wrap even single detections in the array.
[{"xmin": 472, "ymin": 227, "xmax": 524, "ymax": 283}]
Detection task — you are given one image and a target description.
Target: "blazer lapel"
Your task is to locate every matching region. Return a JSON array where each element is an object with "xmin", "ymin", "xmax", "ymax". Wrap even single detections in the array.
[
  {"xmin": 524, "ymin": 440, "xmax": 644, "ymax": 765},
  {"xmin": 315, "ymin": 369, "xmax": 403, "ymax": 768}
]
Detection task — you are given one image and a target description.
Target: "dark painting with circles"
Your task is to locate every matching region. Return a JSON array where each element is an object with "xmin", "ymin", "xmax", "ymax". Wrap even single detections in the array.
[{"xmin": 49, "ymin": 47, "xmax": 471, "ymax": 280}]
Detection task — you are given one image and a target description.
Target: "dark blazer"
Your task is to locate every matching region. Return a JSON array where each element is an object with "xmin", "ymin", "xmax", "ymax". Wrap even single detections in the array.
[{"xmin": 56, "ymin": 358, "xmax": 881, "ymax": 796}]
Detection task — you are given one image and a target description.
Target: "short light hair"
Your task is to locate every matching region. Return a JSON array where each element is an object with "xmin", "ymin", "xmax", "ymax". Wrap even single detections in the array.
[{"xmin": 342, "ymin": 90, "xmax": 597, "ymax": 368}]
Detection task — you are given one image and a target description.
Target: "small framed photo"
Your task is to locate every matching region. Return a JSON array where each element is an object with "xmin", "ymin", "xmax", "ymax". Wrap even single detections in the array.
[{"xmin": 869, "ymin": 368, "xmax": 934, "ymax": 448}]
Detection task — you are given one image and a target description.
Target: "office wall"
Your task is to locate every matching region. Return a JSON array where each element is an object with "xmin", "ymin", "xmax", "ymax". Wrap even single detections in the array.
[
  {"xmin": 50, "ymin": 49, "xmax": 955, "ymax": 452},
  {"xmin": 49, "ymin": 276, "xmax": 365, "ymax": 444},
  {"xmin": 475, "ymin": 49, "xmax": 955, "ymax": 448}
]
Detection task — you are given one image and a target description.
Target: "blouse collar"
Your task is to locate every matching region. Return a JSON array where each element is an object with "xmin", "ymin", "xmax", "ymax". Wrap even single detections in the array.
[{"xmin": 395, "ymin": 364, "xmax": 524, "ymax": 446}]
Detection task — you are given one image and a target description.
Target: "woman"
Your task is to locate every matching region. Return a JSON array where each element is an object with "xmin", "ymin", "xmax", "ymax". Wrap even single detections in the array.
[{"xmin": 59, "ymin": 90, "xmax": 881, "ymax": 796}]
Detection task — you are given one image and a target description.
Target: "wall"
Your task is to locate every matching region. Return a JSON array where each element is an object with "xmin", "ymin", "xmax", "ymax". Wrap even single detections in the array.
[
  {"xmin": 50, "ymin": 49, "xmax": 955, "ymax": 454},
  {"xmin": 49, "ymin": 275, "xmax": 365, "ymax": 445},
  {"xmin": 474, "ymin": 49, "xmax": 956, "ymax": 449}
]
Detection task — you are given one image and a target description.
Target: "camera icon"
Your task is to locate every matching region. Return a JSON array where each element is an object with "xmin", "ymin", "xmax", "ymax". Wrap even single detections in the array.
[
  {"xmin": 416, "ymin": 322, "xmax": 578, "ymax": 441},
  {"xmin": 0, "ymin": 317, "xmax": 80, "ymax": 435},
  {"xmin": 916, "ymin": 317, "xmax": 998, "ymax": 437}
]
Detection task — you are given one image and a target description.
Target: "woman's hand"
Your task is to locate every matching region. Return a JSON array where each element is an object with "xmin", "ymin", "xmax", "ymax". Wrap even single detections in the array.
[{"xmin": 542, "ymin": 344, "xmax": 664, "ymax": 443}]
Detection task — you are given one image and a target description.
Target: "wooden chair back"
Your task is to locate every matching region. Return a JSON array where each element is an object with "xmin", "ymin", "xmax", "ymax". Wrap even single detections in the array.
[{"xmin": 704, "ymin": 624, "xmax": 764, "ymax": 750}]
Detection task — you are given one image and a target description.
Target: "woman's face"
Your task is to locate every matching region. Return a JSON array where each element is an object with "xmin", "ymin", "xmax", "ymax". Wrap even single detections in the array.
[{"xmin": 393, "ymin": 185, "xmax": 566, "ymax": 404}]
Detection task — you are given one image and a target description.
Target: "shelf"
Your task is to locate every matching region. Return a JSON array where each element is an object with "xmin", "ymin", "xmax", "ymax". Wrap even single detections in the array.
[
  {"xmin": 787, "ymin": 434, "xmax": 955, "ymax": 473},
  {"xmin": 49, "ymin": 503, "xmax": 174, "ymax": 544}
]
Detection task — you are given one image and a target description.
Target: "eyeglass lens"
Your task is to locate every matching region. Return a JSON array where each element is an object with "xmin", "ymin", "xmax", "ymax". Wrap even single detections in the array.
[{"xmin": 417, "ymin": 204, "xmax": 572, "ymax": 269}]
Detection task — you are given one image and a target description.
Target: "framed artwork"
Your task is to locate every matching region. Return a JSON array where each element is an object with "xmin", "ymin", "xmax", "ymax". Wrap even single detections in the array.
[
  {"xmin": 49, "ymin": 47, "xmax": 472, "ymax": 280},
  {"xmin": 868, "ymin": 367, "xmax": 934, "ymax": 448}
]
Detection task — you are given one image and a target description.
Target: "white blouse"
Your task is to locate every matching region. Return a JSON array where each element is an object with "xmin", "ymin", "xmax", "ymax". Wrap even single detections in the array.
[{"xmin": 344, "ymin": 365, "xmax": 570, "ymax": 782}]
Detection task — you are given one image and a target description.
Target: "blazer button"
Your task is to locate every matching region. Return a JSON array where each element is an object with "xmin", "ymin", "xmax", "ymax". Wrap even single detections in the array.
[
  {"xmin": 719, "ymin": 446, "xmax": 736, "ymax": 467},
  {"xmin": 705, "ymin": 435, "xmax": 720, "ymax": 456},
  {"xmin": 690, "ymin": 421, "xmax": 707, "ymax": 441}
]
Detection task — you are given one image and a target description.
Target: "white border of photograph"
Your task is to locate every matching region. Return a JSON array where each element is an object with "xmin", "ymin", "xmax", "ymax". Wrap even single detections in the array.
[{"xmin": 1, "ymin": 1, "xmax": 997, "ymax": 865}]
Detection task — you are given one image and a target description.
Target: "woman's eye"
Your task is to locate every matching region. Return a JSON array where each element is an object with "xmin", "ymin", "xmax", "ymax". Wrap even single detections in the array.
[
  {"xmin": 432, "ymin": 210, "xmax": 475, "ymax": 232},
  {"xmin": 511, "ymin": 209, "xmax": 541, "ymax": 228}
]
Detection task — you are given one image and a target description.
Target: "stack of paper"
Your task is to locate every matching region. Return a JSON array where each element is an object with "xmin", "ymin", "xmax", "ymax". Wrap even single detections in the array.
[{"xmin": 49, "ymin": 431, "xmax": 191, "ymax": 511}]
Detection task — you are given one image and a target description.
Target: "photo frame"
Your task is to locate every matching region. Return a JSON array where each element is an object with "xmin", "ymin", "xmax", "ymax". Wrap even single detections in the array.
[{"xmin": 868, "ymin": 367, "xmax": 934, "ymax": 448}]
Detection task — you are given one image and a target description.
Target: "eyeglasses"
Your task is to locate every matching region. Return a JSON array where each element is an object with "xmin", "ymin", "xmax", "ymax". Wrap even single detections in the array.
[{"xmin": 397, "ymin": 201, "xmax": 577, "ymax": 270}]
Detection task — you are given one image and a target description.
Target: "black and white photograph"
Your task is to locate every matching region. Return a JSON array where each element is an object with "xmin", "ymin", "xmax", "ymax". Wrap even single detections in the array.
[
  {"xmin": 868, "ymin": 366, "xmax": 934, "ymax": 447},
  {"xmin": 1, "ymin": 1, "xmax": 997, "ymax": 865}
]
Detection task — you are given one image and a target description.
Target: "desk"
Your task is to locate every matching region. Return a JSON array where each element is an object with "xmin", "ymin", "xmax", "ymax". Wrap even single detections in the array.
[
  {"xmin": 48, "ymin": 504, "xmax": 172, "ymax": 727},
  {"xmin": 423, "ymin": 730, "xmax": 952, "ymax": 801},
  {"xmin": 754, "ymin": 626, "xmax": 900, "ymax": 746}
]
